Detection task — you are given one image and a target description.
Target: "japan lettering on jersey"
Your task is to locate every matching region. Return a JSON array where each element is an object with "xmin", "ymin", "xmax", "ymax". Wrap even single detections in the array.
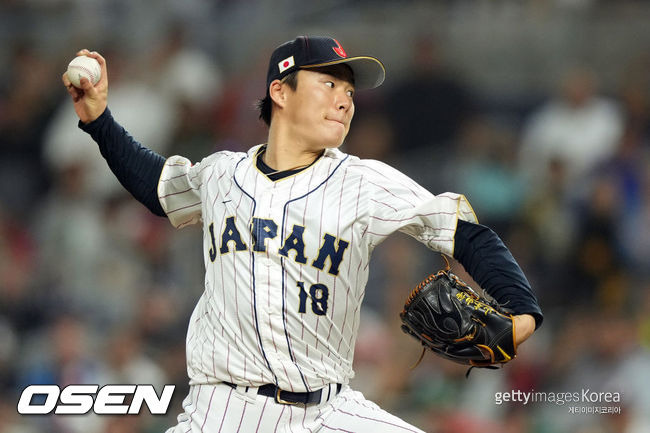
[{"xmin": 157, "ymin": 145, "xmax": 477, "ymax": 392}]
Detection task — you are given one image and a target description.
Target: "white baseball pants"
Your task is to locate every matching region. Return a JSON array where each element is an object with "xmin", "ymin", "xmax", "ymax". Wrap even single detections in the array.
[{"xmin": 165, "ymin": 382, "xmax": 425, "ymax": 433}]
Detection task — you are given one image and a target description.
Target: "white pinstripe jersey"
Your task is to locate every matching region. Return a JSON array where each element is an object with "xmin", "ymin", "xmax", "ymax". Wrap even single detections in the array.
[{"xmin": 157, "ymin": 144, "xmax": 477, "ymax": 393}]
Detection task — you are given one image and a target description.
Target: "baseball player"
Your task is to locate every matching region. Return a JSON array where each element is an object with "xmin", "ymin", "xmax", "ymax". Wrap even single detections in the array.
[{"xmin": 63, "ymin": 36, "xmax": 542, "ymax": 432}]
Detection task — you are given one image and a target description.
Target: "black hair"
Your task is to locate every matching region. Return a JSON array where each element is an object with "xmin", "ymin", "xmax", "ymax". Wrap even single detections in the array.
[{"xmin": 257, "ymin": 71, "xmax": 299, "ymax": 126}]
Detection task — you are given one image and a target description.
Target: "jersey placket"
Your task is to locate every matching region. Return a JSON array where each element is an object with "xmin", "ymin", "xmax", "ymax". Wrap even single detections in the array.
[{"xmin": 252, "ymin": 180, "xmax": 305, "ymax": 391}]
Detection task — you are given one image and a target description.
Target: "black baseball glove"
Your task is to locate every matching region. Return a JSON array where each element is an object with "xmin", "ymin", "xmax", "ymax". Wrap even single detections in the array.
[{"xmin": 400, "ymin": 263, "xmax": 516, "ymax": 372}]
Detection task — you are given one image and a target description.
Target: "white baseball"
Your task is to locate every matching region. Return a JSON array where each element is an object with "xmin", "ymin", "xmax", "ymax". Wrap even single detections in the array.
[{"xmin": 66, "ymin": 55, "xmax": 101, "ymax": 88}]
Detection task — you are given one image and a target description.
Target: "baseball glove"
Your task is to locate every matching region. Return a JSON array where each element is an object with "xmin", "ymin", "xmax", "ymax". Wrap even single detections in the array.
[{"xmin": 400, "ymin": 260, "xmax": 516, "ymax": 373}]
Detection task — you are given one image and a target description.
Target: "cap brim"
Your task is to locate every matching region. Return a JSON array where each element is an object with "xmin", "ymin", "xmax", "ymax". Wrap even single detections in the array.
[{"xmin": 301, "ymin": 56, "xmax": 386, "ymax": 90}]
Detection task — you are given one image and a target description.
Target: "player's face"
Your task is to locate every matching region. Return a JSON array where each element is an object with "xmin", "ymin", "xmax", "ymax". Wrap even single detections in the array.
[{"xmin": 284, "ymin": 66, "xmax": 355, "ymax": 149}]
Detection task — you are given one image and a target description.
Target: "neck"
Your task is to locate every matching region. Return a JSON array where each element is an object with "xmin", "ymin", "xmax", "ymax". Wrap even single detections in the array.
[{"xmin": 265, "ymin": 122, "xmax": 323, "ymax": 171}]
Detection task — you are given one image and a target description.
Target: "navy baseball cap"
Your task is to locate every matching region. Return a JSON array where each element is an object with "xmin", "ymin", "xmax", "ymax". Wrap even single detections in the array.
[{"xmin": 266, "ymin": 36, "xmax": 385, "ymax": 92}]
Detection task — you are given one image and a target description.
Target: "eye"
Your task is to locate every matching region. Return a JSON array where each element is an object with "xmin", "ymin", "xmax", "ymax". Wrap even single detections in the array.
[
  {"xmin": 346, "ymin": 89, "xmax": 354, "ymax": 97},
  {"xmin": 325, "ymin": 81, "xmax": 334, "ymax": 88}
]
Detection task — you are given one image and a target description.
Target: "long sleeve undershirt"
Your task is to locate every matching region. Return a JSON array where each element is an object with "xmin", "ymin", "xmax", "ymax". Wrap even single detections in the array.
[
  {"xmin": 79, "ymin": 108, "xmax": 166, "ymax": 216},
  {"xmin": 453, "ymin": 219, "xmax": 543, "ymax": 328}
]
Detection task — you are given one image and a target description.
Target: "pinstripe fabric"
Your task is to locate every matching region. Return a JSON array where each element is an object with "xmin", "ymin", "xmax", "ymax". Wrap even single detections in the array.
[
  {"xmin": 166, "ymin": 383, "xmax": 424, "ymax": 432},
  {"xmin": 158, "ymin": 145, "xmax": 476, "ymax": 431}
]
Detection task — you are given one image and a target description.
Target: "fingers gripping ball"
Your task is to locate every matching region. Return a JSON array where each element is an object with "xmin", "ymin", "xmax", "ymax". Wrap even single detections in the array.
[
  {"xmin": 400, "ymin": 265, "xmax": 517, "ymax": 371},
  {"xmin": 66, "ymin": 55, "xmax": 101, "ymax": 88}
]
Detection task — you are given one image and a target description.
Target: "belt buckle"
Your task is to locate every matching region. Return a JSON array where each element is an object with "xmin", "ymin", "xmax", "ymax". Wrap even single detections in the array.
[{"xmin": 275, "ymin": 388, "xmax": 298, "ymax": 405}]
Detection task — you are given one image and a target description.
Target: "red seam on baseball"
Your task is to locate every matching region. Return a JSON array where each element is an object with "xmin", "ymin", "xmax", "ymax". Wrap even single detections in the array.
[{"xmin": 69, "ymin": 64, "xmax": 98, "ymax": 84}]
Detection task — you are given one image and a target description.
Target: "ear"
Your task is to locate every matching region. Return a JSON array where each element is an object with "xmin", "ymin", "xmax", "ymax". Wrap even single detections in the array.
[{"xmin": 269, "ymin": 79, "xmax": 288, "ymax": 109}]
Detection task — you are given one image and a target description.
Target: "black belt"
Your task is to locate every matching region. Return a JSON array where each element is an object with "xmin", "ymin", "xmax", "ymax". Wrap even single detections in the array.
[{"xmin": 223, "ymin": 382, "xmax": 342, "ymax": 405}]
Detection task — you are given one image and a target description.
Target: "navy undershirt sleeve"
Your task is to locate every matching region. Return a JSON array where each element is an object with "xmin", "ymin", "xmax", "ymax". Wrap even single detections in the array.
[
  {"xmin": 453, "ymin": 219, "xmax": 543, "ymax": 329},
  {"xmin": 79, "ymin": 108, "xmax": 166, "ymax": 217}
]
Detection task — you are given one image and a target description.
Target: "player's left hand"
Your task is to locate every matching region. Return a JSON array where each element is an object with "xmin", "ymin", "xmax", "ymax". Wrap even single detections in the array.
[
  {"xmin": 62, "ymin": 49, "xmax": 108, "ymax": 124},
  {"xmin": 400, "ymin": 269, "xmax": 539, "ymax": 370},
  {"xmin": 513, "ymin": 314, "xmax": 536, "ymax": 345}
]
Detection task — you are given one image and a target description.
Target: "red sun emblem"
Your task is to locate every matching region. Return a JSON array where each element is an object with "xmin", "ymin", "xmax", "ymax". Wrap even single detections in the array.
[{"xmin": 332, "ymin": 39, "xmax": 347, "ymax": 58}]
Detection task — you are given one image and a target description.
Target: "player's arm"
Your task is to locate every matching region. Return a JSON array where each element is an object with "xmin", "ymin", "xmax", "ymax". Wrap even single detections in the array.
[
  {"xmin": 62, "ymin": 50, "xmax": 166, "ymax": 217},
  {"xmin": 361, "ymin": 160, "xmax": 541, "ymax": 345},
  {"xmin": 453, "ymin": 219, "xmax": 542, "ymax": 344},
  {"xmin": 80, "ymin": 109, "xmax": 166, "ymax": 216}
]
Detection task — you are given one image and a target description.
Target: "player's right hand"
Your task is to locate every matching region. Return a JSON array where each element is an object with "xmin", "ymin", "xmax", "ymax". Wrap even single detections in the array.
[{"xmin": 62, "ymin": 49, "xmax": 108, "ymax": 124}]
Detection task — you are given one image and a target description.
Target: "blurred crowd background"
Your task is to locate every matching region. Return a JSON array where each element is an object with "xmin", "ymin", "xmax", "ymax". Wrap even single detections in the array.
[{"xmin": 1, "ymin": 1, "xmax": 649, "ymax": 432}]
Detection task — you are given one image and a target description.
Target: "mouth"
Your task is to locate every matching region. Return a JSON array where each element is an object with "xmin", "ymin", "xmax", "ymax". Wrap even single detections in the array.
[{"xmin": 326, "ymin": 118, "xmax": 346, "ymax": 127}]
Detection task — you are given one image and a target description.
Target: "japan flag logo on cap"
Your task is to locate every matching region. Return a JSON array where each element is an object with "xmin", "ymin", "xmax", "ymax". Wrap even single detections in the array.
[{"xmin": 278, "ymin": 56, "xmax": 295, "ymax": 74}]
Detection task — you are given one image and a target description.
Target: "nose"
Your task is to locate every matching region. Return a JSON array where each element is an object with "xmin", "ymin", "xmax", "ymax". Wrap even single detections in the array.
[{"xmin": 335, "ymin": 90, "xmax": 352, "ymax": 112}]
